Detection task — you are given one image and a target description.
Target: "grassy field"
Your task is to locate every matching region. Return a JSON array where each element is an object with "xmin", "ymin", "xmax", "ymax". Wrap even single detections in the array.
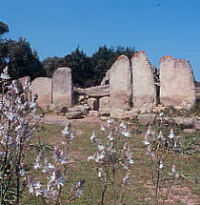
[{"xmin": 22, "ymin": 119, "xmax": 200, "ymax": 205}]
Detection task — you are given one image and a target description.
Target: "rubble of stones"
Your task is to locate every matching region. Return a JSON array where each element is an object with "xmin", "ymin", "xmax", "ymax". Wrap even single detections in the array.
[{"xmin": 29, "ymin": 50, "xmax": 200, "ymax": 132}]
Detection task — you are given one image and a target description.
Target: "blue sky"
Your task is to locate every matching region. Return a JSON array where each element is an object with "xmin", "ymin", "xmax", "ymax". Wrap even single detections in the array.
[{"xmin": 1, "ymin": 0, "xmax": 200, "ymax": 80}]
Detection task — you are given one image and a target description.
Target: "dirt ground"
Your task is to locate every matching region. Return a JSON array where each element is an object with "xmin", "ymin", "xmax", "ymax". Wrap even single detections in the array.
[{"xmin": 42, "ymin": 113, "xmax": 101, "ymax": 125}]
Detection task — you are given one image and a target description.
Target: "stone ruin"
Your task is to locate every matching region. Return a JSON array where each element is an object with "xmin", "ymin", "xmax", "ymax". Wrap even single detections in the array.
[
  {"xmin": 131, "ymin": 51, "xmax": 156, "ymax": 108},
  {"xmin": 30, "ymin": 51, "xmax": 197, "ymax": 119},
  {"xmin": 159, "ymin": 56, "xmax": 196, "ymax": 109},
  {"xmin": 109, "ymin": 55, "xmax": 132, "ymax": 118}
]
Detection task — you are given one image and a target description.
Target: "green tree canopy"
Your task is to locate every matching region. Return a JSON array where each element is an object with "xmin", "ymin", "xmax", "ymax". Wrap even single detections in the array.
[
  {"xmin": 0, "ymin": 22, "xmax": 46, "ymax": 80},
  {"xmin": 43, "ymin": 46, "xmax": 135, "ymax": 87},
  {"xmin": 0, "ymin": 21, "xmax": 9, "ymax": 36}
]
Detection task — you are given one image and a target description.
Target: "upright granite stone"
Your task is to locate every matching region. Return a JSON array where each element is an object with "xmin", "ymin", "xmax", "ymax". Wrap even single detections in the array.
[
  {"xmin": 109, "ymin": 55, "xmax": 132, "ymax": 117},
  {"xmin": 160, "ymin": 56, "xmax": 196, "ymax": 109},
  {"xmin": 31, "ymin": 77, "xmax": 52, "ymax": 108},
  {"xmin": 131, "ymin": 51, "xmax": 156, "ymax": 108},
  {"xmin": 52, "ymin": 67, "xmax": 72, "ymax": 107}
]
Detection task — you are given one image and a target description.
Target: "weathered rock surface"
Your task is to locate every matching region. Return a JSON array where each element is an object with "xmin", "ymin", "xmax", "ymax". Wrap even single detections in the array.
[
  {"xmin": 87, "ymin": 98, "xmax": 99, "ymax": 110},
  {"xmin": 110, "ymin": 108, "xmax": 125, "ymax": 119},
  {"xmin": 131, "ymin": 51, "xmax": 156, "ymax": 108},
  {"xmin": 99, "ymin": 108, "xmax": 110, "ymax": 116},
  {"xmin": 195, "ymin": 120, "xmax": 200, "ymax": 130},
  {"xmin": 67, "ymin": 105, "xmax": 89, "ymax": 115},
  {"xmin": 99, "ymin": 97, "xmax": 110, "ymax": 109},
  {"xmin": 160, "ymin": 56, "xmax": 196, "ymax": 109},
  {"xmin": 66, "ymin": 110, "xmax": 82, "ymax": 119},
  {"xmin": 88, "ymin": 110, "xmax": 100, "ymax": 117},
  {"xmin": 52, "ymin": 67, "xmax": 72, "ymax": 107},
  {"xmin": 110, "ymin": 55, "xmax": 132, "ymax": 117},
  {"xmin": 121, "ymin": 109, "xmax": 139, "ymax": 120},
  {"xmin": 83, "ymin": 85, "xmax": 110, "ymax": 97},
  {"xmin": 183, "ymin": 128, "xmax": 196, "ymax": 133},
  {"xmin": 48, "ymin": 103, "xmax": 59, "ymax": 112},
  {"xmin": 101, "ymin": 69, "xmax": 111, "ymax": 85},
  {"xmin": 31, "ymin": 77, "xmax": 52, "ymax": 108},
  {"xmin": 138, "ymin": 114, "xmax": 156, "ymax": 125}
]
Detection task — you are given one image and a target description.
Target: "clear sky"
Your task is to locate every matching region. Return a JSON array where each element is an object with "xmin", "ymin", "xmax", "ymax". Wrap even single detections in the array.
[{"xmin": 1, "ymin": 0, "xmax": 200, "ymax": 80}]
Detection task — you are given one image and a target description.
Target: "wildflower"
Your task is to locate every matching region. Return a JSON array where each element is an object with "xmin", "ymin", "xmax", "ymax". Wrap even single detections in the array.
[
  {"xmin": 90, "ymin": 131, "xmax": 97, "ymax": 142},
  {"xmin": 120, "ymin": 121, "xmax": 127, "ymax": 129},
  {"xmin": 146, "ymin": 125, "xmax": 154, "ymax": 136},
  {"xmin": 28, "ymin": 177, "xmax": 42, "ymax": 196},
  {"xmin": 122, "ymin": 172, "xmax": 130, "ymax": 186},
  {"xmin": 98, "ymin": 167, "xmax": 103, "ymax": 178},
  {"xmin": 34, "ymin": 153, "xmax": 42, "ymax": 169},
  {"xmin": 168, "ymin": 129, "xmax": 175, "ymax": 139},
  {"xmin": 75, "ymin": 179, "xmax": 85, "ymax": 197},
  {"xmin": 159, "ymin": 160, "xmax": 164, "ymax": 169},
  {"xmin": 101, "ymin": 124, "xmax": 105, "ymax": 132},
  {"xmin": 146, "ymin": 145, "xmax": 155, "ymax": 158},
  {"xmin": 62, "ymin": 123, "xmax": 74, "ymax": 140},
  {"xmin": 44, "ymin": 188, "xmax": 58, "ymax": 199},
  {"xmin": 107, "ymin": 118, "xmax": 115, "ymax": 125},
  {"xmin": 42, "ymin": 158, "xmax": 55, "ymax": 173},
  {"xmin": 157, "ymin": 131, "xmax": 165, "ymax": 141},
  {"xmin": 143, "ymin": 140, "xmax": 150, "ymax": 145},
  {"xmin": 159, "ymin": 112, "xmax": 164, "ymax": 117},
  {"xmin": 53, "ymin": 146, "xmax": 67, "ymax": 164},
  {"xmin": 98, "ymin": 144, "xmax": 105, "ymax": 151},
  {"xmin": 107, "ymin": 131, "xmax": 114, "ymax": 141},
  {"xmin": 0, "ymin": 66, "xmax": 10, "ymax": 80},
  {"xmin": 121, "ymin": 131, "xmax": 131, "ymax": 138},
  {"xmin": 87, "ymin": 155, "xmax": 95, "ymax": 161}
]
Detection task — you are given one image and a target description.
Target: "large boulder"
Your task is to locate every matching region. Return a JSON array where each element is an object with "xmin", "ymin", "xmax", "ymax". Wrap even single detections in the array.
[
  {"xmin": 160, "ymin": 56, "xmax": 196, "ymax": 109},
  {"xmin": 66, "ymin": 110, "xmax": 82, "ymax": 119},
  {"xmin": 52, "ymin": 67, "xmax": 72, "ymax": 107},
  {"xmin": 31, "ymin": 77, "xmax": 52, "ymax": 108},
  {"xmin": 68, "ymin": 105, "xmax": 90, "ymax": 115},
  {"xmin": 131, "ymin": 51, "xmax": 156, "ymax": 108},
  {"xmin": 138, "ymin": 114, "xmax": 156, "ymax": 125},
  {"xmin": 110, "ymin": 55, "xmax": 132, "ymax": 117}
]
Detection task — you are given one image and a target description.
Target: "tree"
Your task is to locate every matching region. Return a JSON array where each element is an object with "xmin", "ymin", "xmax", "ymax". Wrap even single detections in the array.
[
  {"xmin": 42, "ymin": 56, "xmax": 63, "ymax": 78},
  {"xmin": 0, "ymin": 21, "xmax": 9, "ymax": 36},
  {"xmin": 0, "ymin": 22, "xmax": 46, "ymax": 80},
  {"xmin": 61, "ymin": 48, "xmax": 94, "ymax": 87},
  {"xmin": 91, "ymin": 46, "xmax": 135, "ymax": 85}
]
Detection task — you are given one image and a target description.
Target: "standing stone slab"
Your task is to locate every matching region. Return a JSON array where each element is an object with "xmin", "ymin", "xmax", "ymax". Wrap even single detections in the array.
[
  {"xmin": 87, "ymin": 98, "xmax": 99, "ymax": 110},
  {"xmin": 131, "ymin": 51, "xmax": 156, "ymax": 108},
  {"xmin": 109, "ymin": 55, "xmax": 132, "ymax": 117},
  {"xmin": 160, "ymin": 56, "xmax": 196, "ymax": 109},
  {"xmin": 31, "ymin": 77, "xmax": 52, "ymax": 108},
  {"xmin": 52, "ymin": 67, "xmax": 72, "ymax": 107}
]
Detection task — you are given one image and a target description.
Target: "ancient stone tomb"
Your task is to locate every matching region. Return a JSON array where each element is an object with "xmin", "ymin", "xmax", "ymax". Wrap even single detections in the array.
[
  {"xmin": 159, "ymin": 56, "xmax": 196, "ymax": 109},
  {"xmin": 30, "ymin": 51, "xmax": 197, "ymax": 118}
]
